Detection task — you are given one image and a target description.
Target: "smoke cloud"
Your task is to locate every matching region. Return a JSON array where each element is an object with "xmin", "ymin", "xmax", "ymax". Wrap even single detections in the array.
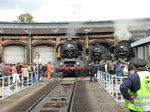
[
  {"xmin": 113, "ymin": 20, "xmax": 149, "ymax": 41},
  {"xmin": 66, "ymin": 22, "xmax": 83, "ymax": 37},
  {"xmin": 113, "ymin": 20, "xmax": 132, "ymax": 41},
  {"xmin": 66, "ymin": 28, "xmax": 76, "ymax": 37}
]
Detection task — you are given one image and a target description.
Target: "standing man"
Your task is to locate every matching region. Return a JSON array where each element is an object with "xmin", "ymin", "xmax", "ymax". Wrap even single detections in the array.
[
  {"xmin": 12, "ymin": 64, "xmax": 20, "ymax": 83},
  {"xmin": 16, "ymin": 62, "xmax": 22, "ymax": 74},
  {"xmin": 47, "ymin": 62, "xmax": 52, "ymax": 79},
  {"xmin": 120, "ymin": 58, "xmax": 150, "ymax": 112},
  {"xmin": 88, "ymin": 61, "xmax": 96, "ymax": 82},
  {"xmin": 41, "ymin": 64, "xmax": 47, "ymax": 77}
]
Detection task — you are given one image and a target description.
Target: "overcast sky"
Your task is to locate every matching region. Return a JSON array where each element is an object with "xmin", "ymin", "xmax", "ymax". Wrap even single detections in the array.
[{"xmin": 0, "ymin": 0, "xmax": 150, "ymax": 22}]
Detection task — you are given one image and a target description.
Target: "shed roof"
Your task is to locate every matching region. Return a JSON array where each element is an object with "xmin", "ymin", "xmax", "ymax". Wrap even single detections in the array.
[
  {"xmin": 0, "ymin": 27, "xmax": 114, "ymax": 35},
  {"xmin": 131, "ymin": 36, "xmax": 150, "ymax": 47}
]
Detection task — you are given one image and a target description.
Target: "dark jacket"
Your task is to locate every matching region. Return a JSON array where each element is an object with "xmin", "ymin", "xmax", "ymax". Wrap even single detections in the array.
[
  {"xmin": 42, "ymin": 66, "xmax": 47, "ymax": 71},
  {"xmin": 16, "ymin": 64, "xmax": 22, "ymax": 74},
  {"xmin": 88, "ymin": 64, "xmax": 97, "ymax": 75},
  {"xmin": 120, "ymin": 68, "xmax": 147, "ymax": 100},
  {"xmin": 99, "ymin": 64, "xmax": 105, "ymax": 72},
  {"xmin": 91, "ymin": 64, "xmax": 97, "ymax": 75}
]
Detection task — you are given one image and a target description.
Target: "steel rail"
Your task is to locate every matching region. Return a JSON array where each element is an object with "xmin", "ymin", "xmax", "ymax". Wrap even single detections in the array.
[
  {"xmin": 68, "ymin": 78, "xmax": 78, "ymax": 112},
  {"xmin": 26, "ymin": 78, "xmax": 63, "ymax": 112}
]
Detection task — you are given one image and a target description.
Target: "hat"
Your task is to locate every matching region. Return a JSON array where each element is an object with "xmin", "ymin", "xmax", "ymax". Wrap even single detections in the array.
[{"xmin": 130, "ymin": 58, "xmax": 147, "ymax": 67}]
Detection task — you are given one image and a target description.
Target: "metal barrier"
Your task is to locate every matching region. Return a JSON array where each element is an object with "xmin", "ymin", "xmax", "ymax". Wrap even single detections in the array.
[
  {"xmin": 96, "ymin": 70, "xmax": 127, "ymax": 102},
  {"xmin": 0, "ymin": 71, "xmax": 38, "ymax": 101}
]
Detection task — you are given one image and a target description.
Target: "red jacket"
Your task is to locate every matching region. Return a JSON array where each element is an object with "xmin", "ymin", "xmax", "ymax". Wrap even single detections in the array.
[
  {"xmin": 47, "ymin": 64, "xmax": 52, "ymax": 71},
  {"xmin": 12, "ymin": 66, "xmax": 17, "ymax": 74}
]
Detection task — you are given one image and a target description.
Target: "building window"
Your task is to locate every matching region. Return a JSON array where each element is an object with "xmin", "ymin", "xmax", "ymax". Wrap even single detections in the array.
[
  {"xmin": 145, "ymin": 44, "xmax": 149, "ymax": 60},
  {"xmin": 138, "ymin": 46, "xmax": 143, "ymax": 59}
]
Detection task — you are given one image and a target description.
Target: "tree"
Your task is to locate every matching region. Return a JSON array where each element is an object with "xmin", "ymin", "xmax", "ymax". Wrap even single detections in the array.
[{"xmin": 18, "ymin": 13, "xmax": 33, "ymax": 22}]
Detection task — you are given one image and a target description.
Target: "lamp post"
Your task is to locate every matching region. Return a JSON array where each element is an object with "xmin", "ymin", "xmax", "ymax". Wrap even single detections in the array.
[
  {"xmin": 35, "ymin": 52, "xmax": 39, "ymax": 83},
  {"xmin": 24, "ymin": 29, "xmax": 32, "ymax": 64},
  {"xmin": 84, "ymin": 28, "xmax": 93, "ymax": 62},
  {"xmin": 52, "ymin": 29, "xmax": 60, "ymax": 57},
  {"xmin": 0, "ymin": 29, "xmax": 3, "ymax": 63}
]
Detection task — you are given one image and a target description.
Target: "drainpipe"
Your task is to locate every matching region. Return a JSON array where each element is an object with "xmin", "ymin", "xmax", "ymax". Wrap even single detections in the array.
[{"xmin": 52, "ymin": 29, "xmax": 60, "ymax": 58}]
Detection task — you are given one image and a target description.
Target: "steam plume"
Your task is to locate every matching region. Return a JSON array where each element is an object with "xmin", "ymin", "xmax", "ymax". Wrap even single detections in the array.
[
  {"xmin": 113, "ymin": 21, "xmax": 132, "ymax": 41},
  {"xmin": 66, "ymin": 22, "xmax": 82, "ymax": 37}
]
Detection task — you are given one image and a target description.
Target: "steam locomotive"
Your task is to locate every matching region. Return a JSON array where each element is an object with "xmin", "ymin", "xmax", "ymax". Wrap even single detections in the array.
[
  {"xmin": 55, "ymin": 39, "xmax": 84, "ymax": 76},
  {"xmin": 114, "ymin": 40, "xmax": 135, "ymax": 60},
  {"xmin": 89, "ymin": 44, "xmax": 112, "ymax": 62}
]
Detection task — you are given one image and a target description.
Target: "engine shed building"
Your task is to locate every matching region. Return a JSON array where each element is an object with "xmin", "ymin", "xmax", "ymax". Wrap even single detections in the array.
[
  {"xmin": 131, "ymin": 36, "xmax": 150, "ymax": 60},
  {"xmin": 1, "ymin": 18, "xmax": 150, "ymax": 64}
]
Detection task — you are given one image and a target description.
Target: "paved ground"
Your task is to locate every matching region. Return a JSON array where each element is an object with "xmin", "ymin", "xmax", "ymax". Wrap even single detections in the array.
[
  {"xmin": 71, "ymin": 77, "xmax": 129, "ymax": 112},
  {"xmin": 86, "ymin": 80, "xmax": 129, "ymax": 112}
]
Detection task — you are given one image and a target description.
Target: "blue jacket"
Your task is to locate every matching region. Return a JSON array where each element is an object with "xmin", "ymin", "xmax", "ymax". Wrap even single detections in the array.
[{"xmin": 120, "ymin": 68, "xmax": 147, "ymax": 100}]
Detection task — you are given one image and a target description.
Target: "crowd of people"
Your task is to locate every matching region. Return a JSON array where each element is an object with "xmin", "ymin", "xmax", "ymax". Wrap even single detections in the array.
[
  {"xmin": 88, "ymin": 59, "xmax": 135, "ymax": 80},
  {"xmin": 0, "ymin": 62, "xmax": 52, "ymax": 84}
]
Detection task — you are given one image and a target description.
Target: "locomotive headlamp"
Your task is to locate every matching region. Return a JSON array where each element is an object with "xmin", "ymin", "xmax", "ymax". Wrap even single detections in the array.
[
  {"xmin": 60, "ymin": 62, "xmax": 63, "ymax": 66},
  {"xmin": 68, "ymin": 44, "xmax": 71, "ymax": 47},
  {"xmin": 77, "ymin": 62, "xmax": 80, "ymax": 65},
  {"xmin": 120, "ymin": 46, "xmax": 124, "ymax": 48}
]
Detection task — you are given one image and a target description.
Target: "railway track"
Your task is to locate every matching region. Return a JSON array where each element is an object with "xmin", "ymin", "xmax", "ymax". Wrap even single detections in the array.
[{"xmin": 27, "ymin": 78, "xmax": 79, "ymax": 112}]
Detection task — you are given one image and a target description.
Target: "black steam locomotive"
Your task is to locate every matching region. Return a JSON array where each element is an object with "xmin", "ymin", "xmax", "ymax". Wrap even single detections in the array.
[
  {"xmin": 55, "ymin": 39, "xmax": 84, "ymax": 76},
  {"xmin": 114, "ymin": 40, "xmax": 135, "ymax": 60},
  {"xmin": 89, "ymin": 44, "xmax": 112, "ymax": 62}
]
